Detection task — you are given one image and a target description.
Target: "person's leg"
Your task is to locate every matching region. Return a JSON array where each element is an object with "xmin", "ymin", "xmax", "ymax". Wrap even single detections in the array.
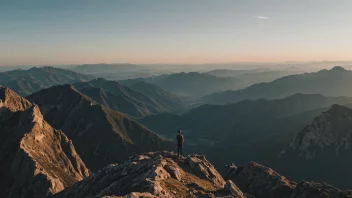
[
  {"xmin": 180, "ymin": 145, "xmax": 183, "ymax": 157},
  {"xmin": 177, "ymin": 145, "xmax": 180, "ymax": 156}
]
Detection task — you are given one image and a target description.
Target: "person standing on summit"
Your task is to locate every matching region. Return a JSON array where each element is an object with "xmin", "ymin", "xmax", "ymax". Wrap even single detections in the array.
[{"xmin": 176, "ymin": 130, "xmax": 184, "ymax": 158}]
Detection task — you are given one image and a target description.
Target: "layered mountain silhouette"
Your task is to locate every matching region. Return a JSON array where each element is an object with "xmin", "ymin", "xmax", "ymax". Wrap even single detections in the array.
[
  {"xmin": 120, "ymin": 72, "xmax": 242, "ymax": 97},
  {"xmin": 74, "ymin": 78, "xmax": 183, "ymax": 117},
  {"xmin": 148, "ymin": 72, "xmax": 241, "ymax": 97},
  {"xmin": 141, "ymin": 93, "xmax": 352, "ymax": 140},
  {"xmin": 54, "ymin": 151, "xmax": 352, "ymax": 198},
  {"xmin": 278, "ymin": 104, "xmax": 352, "ymax": 189},
  {"xmin": 205, "ymin": 68, "xmax": 299, "ymax": 86},
  {"xmin": 0, "ymin": 87, "xmax": 90, "ymax": 198},
  {"xmin": 204, "ymin": 66, "xmax": 352, "ymax": 104},
  {"xmin": 27, "ymin": 85, "xmax": 172, "ymax": 171},
  {"xmin": 72, "ymin": 63, "xmax": 153, "ymax": 80},
  {"xmin": 0, "ymin": 66, "xmax": 94, "ymax": 96},
  {"xmin": 127, "ymin": 81, "xmax": 185, "ymax": 112}
]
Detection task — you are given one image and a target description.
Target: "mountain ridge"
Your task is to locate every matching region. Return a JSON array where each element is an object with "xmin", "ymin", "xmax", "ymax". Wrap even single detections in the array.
[
  {"xmin": 204, "ymin": 66, "xmax": 352, "ymax": 104},
  {"xmin": 27, "ymin": 84, "xmax": 172, "ymax": 171}
]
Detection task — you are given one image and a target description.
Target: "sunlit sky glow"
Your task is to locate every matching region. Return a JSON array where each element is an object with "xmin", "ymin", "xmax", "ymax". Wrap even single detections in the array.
[{"xmin": 1, "ymin": 0, "xmax": 352, "ymax": 66}]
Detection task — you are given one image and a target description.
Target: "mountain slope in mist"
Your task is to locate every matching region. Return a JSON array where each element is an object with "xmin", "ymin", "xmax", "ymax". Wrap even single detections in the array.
[
  {"xmin": 0, "ymin": 66, "xmax": 94, "ymax": 96},
  {"xmin": 204, "ymin": 66, "xmax": 352, "ymax": 104}
]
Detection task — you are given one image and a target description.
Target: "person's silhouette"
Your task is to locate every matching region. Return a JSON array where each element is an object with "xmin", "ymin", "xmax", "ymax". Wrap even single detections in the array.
[{"xmin": 176, "ymin": 130, "xmax": 184, "ymax": 158}]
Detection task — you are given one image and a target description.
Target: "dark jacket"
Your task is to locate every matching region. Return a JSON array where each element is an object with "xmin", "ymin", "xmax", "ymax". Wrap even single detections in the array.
[{"xmin": 177, "ymin": 134, "xmax": 184, "ymax": 146}]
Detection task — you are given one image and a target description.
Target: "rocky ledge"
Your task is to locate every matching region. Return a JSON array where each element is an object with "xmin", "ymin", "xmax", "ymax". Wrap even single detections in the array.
[
  {"xmin": 224, "ymin": 162, "xmax": 352, "ymax": 198},
  {"xmin": 53, "ymin": 151, "xmax": 246, "ymax": 198}
]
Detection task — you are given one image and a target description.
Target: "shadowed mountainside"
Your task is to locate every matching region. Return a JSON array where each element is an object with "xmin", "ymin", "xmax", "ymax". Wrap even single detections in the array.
[
  {"xmin": 74, "ymin": 78, "xmax": 184, "ymax": 117},
  {"xmin": 278, "ymin": 104, "xmax": 352, "ymax": 189},
  {"xmin": 27, "ymin": 85, "xmax": 172, "ymax": 171},
  {"xmin": 204, "ymin": 66, "xmax": 352, "ymax": 105}
]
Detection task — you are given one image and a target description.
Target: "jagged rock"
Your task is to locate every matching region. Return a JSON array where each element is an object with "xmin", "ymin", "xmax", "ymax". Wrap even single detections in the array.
[
  {"xmin": 225, "ymin": 180, "xmax": 246, "ymax": 198},
  {"xmin": 225, "ymin": 161, "xmax": 352, "ymax": 198},
  {"xmin": 290, "ymin": 104, "xmax": 352, "ymax": 159},
  {"xmin": 278, "ymin": 104, "xmax": 352, "ymax": 188},
  {"xmin": 53, "ymin": 151, "xmax": 244, "ymax": 198},
  {"xmin": 0, "ymin": 87, "xmax": 32, "ymax": 121},
  {"xmin": 0, "ymin": 87, "xmax": 90, "ymax": 198},
  {"xmin": 186, "ymin": 154, "xmax": 226, "ymax": 188}
]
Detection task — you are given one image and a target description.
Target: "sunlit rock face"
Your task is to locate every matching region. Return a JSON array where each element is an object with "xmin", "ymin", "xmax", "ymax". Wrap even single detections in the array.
[
  {"xmin": 53, "ymin": 151, "xmax": 246, "ymax": 198},
  {"xmin": 0, "ymin": 87, "xmax": 90, "ymax": 198}
]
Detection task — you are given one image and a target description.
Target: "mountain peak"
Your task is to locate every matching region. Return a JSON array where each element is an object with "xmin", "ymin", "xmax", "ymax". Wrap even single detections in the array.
[
  {"xmin": 290, "ymin": 104, "xmax": 352, "ymax": 159},
  {"xmin": 329, "ymin": 104, "xmax": 351, "ymax": 113},
  {"xmin": 330, "ymin": 66, "xmax": 347, "ymax": 72},
  {"xmin": 0, "ymin": 87, "xmax": 32, "ymax": 120},
  {"xmin": 53, "ymin": 151, "xmax": 245, "ymax": 198},
  {"xmin": 0, "ymin": 93, "xmax": 90, "ymax": 197}
]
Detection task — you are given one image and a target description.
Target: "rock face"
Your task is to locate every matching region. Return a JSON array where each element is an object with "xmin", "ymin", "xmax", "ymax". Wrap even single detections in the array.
[
  {"xmin": 27, "ymin": 85, "xmax": 172, "ymax": 171},
  {"xmin": 0, "ymin": 87, "xmax": 90, "ymax": 198},
  {"xmin": 0, "ymin": 87, "xmax": 32, "ymax": 121},
  {"xmin": 224, "ymin": 161, "xmax": 352, "ymax": 198},
  {"xmin": 290, "ymin": 104, "xmax": 352, "ymax": 159},
  {"xmin": 53, "ymin": 151, "xmax": 245, "ymax": 198},
  {"xmin": 278, "ymin": 104, "xmax": 352, "ymax": 188}
]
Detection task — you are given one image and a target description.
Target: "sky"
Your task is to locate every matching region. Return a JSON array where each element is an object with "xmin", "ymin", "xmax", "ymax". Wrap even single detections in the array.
[{"xmin": 1, "ymin": 0, "xmax": 352, "ymax": 66}]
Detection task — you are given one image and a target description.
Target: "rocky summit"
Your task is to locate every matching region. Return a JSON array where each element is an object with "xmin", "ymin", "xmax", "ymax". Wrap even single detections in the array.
[
  {"xmin": 0, "ymin": 87, "xmax": 32, "ymax": 121},
  {"xmin": 224, "ymin": 161, "xmax": 352, "ymax": 198},
  {"xmin": 53, "ymin": 151, "xmax": 246, "ymax": 198},
  {"xmin": 0, "ymin": 87, "xmax": 90, "ymax": 198}
]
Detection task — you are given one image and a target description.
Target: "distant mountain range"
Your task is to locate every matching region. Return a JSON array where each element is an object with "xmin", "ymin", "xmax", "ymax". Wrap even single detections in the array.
[
  {"xmin": 0, "ymin": 66, "xmax": 94, "ymax": 96},
  {"xmin": 27, "ymin": 85, "xmax": 172, "ymax": 171},
  {"xmin": 120, "ymin": 72, "xmax": 242, "ymax": 97},
  {"xmin": 140, "ymin": 93, "xmax": 352, "ymax": 140},
  {"xmin": 205, "ymin": 68, "xmax": 300, "ymax": 84},
  {"xmin": 72, "ymin": 63, "xmax": 155, "ymax": 80},
  {"xmin": 74, "ymin": 78, "xmax": 184, "ymax": 118},
  {"xmin": 204, "ymin": 66, "xmax": 352, "ymax": 104}
]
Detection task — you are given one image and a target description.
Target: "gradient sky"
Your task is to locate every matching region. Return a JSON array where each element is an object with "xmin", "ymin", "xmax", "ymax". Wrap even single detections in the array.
[{"xmin": 1, "ymin": 0, "xmax": 352, "ymax": 66}]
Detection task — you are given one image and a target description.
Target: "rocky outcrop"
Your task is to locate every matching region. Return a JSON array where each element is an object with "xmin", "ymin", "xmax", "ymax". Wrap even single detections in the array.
[
  {"xmin": 0, "ymin": 86, "xmax": 32, "ymax": 121},
  {"xmin": 53, "ymin": 151, "xmax": 246, "ymax": 198},
  {"xmin": 27, "ymin": 85, "xmax": 171, "ymax": 171},
  {"xmin": 0, "ymin": 88, "xmax": 90, "ymax": 198},
  {"xmin": 290, "ymin": 104, "xmax": 352, "ymax": 159},
  {"xmin": 224, "ymin": 161, "xmax": 352, "ymax": 198},
  {"xmin": 277, "ymin": 104, "xmax": 352, "ymax": 188}
]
